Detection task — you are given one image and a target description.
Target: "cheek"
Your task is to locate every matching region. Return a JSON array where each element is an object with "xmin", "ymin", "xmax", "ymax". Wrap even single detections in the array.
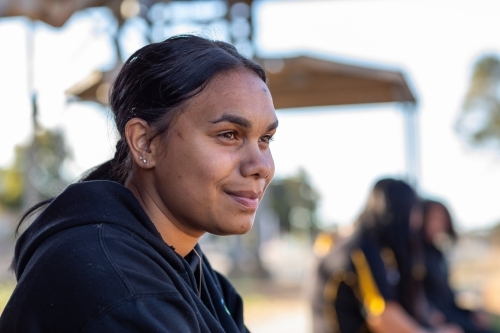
[
  {"xmin": 182, "ymin": 145, "xmax": 239, "ymax": 186},
  {"xmin": 425, "ymin": 225, "xmax": 435, "ymax": 240},
  {"xmin": 435, "ymin": 220, "xmax": 448, "ymax": 234},
  {"xmin": 425, "ymin": 220, "xmax": 443, "ymax": 239}
]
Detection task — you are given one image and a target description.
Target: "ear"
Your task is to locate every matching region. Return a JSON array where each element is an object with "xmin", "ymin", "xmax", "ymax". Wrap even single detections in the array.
[{"xmin": 124, "ymin": 118, "xmax": 156, "ymax": 169}]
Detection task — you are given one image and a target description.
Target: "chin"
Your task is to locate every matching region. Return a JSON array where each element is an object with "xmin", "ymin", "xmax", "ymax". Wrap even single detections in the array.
[{"xmin": 212, "ymin": 218, "xmax": 254, "ymax": 236}]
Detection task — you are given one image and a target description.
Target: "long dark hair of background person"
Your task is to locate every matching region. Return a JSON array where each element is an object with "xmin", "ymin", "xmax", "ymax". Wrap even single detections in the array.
[
  {"xmin": 421, "ymin": 200, "xmax": 495, "ymax": 333},
  {"xmin": 356, "ymin": 178, "xmax": 423, "ymax": 319}
]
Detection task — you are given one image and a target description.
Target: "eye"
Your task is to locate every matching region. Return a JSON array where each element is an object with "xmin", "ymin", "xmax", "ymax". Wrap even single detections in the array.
[
  {"xmin": 218, "ymin": 131, "xmax": 237, "ymax": 140},
  {"xmin": 260, "ymin": 134, "xmax": 274, "ymax": 144}
]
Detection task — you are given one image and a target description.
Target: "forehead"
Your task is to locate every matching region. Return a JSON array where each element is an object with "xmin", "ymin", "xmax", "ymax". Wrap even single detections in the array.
[
  {"xmin": 181, "ymin": 69, "xmax": 276, "ymax": 125},
  {"xmin": 428, "ymin": 204, "xmax": 446, "ymax": 216},
  {"xmin": 207, "ymin": 68, "xmax": 267, "ymax": 92}
]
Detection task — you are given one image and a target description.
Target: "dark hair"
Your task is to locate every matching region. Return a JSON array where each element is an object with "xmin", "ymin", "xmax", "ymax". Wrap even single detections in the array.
[
  {"xmin": 357, "ymin": 178, "xmax": 418, "ymax": 238},
  {"xmin": 421, "ymin": 199, "xmax": 457, "ymax": 241},
  {"xmin": 357, "ymin": 178, "xmax": 423, "ymax": 318},
  {"xmin": 17, "ymin": 34, "xmax": 267, "ymax": 234}
]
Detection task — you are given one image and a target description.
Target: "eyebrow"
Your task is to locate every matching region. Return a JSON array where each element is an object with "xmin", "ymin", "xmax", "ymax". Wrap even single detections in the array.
[
  {"xmin": 211, "ymin": 113, "xmax": 279, "ymax": 132},
  {"xmin": 210, "ymin": 114, "xmax": 251, "ymax": 129},
  {"xmin": 267, "ymin": 120, "xmax": 279, "ymax": 132}
]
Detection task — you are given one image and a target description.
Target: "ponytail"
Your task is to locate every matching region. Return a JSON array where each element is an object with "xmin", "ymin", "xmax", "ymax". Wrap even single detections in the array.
[
  {"xmin": 80, "ymin": 137, "xmax": 130, "ymax": 184},
  {"xmin": 16, "ymin": 138, "xmax": 130, "ymax": 234}
]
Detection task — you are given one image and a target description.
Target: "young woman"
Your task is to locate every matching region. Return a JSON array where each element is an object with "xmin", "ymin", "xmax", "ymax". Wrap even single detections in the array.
[
  {"xmin": 311, "ymin": 178, "xmax": 463, "ymax": 333},
  {"xmin": 421, "ymin": 200, "xmax": 494, "ymax": 333},
  {"xmin": 0, "ymin": 35, "xmax": 278, "ymax": 332}
]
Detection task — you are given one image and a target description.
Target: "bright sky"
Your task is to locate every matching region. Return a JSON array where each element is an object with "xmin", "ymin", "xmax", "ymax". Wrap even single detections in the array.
[
  {"xmin": 1, "ymin": 0, "xmax": 500, "ymax": 231},
  {"xmin": 255, "ymin": 0, "xmax": 500, "ymax": 231}
]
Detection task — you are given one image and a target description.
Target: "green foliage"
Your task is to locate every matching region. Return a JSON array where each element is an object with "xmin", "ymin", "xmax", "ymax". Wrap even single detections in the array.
[
  {"xmin": 487, "ymin": 222, "xmax": 500, "ymax": 245},
  {"xmin": 268, "ymin": 168, "xmax": 320, "ymax": 233},
  {"xmin": 0, "ymin": 281, "xmax": 15, "ymax": 313},
  {"xmin": 0, "ymin": 130, "xmax": 70, "ymax": 211},
  {"xmin": 0, "ymin": 147, "xmax": 24, "ymax": 209},
  {"xmin": 456, "ymin": 55, "xmax": 500, "ymax": 148},
  {"xmin": 28, "ymin": 130, "xmax": 71, "ymax": 197}
]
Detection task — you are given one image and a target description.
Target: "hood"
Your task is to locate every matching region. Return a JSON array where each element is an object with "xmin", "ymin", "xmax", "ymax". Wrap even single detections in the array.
[{"xmin": 14, "ymin": 180, "xmax": 183, "ymax": 279}]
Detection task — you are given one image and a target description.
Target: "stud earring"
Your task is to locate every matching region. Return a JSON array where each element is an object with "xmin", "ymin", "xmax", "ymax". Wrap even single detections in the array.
[{"xmin": 139, "ymin": 156, "xmax": 147, "ymax": 163}]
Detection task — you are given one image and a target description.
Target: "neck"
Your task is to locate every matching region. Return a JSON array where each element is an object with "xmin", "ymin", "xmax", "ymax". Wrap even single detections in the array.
[
  {"xmin": 125, "ymin": 175, "xmax": 202, "ymax": 257},
  {"xmin": 152, "ymin": 217, "xmax": 201, "ymax": 257}
]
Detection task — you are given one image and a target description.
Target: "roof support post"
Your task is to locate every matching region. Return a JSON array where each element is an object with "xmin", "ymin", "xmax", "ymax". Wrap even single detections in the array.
[{"xmin": 402, "ymin": 102, "xmax": 420, "ymax": 190}]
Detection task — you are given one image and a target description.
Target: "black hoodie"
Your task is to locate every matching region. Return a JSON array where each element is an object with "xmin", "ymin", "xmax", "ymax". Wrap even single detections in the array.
[{"xmin": 0, "ymin": 180, "xmax": 249, "ymax": 333}]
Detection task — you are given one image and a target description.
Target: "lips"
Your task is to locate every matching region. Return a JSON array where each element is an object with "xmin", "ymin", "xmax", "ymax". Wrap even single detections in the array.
[{"xmin": 225, "ymin": 190, "xmax": 261, "ymax": 210}]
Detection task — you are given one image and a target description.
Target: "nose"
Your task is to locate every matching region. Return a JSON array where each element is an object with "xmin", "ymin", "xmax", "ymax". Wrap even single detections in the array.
[{"xmin": 240, "ymin": 144, "xmax": 274, "ymax": 180}]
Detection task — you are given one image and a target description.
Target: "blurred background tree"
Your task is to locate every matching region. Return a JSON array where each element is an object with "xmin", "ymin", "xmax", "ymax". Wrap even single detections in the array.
[
  {"xmin": 456, "ymin": 55, "xmax": 500, "ymax": 149},
  {"xmin": 0, "ymin": 129, "xmax": 70, "ymax": 212},
  {"xmin": 218, "ymin": 169, "xmax": 321, "ymax": 279},
  {"xmin": 269, "ymin": 168, "xmax": 320, "ymax": 235},
  {"xmin": 455, "ymin": 55, "xmax": 500, "ymax": 243}
]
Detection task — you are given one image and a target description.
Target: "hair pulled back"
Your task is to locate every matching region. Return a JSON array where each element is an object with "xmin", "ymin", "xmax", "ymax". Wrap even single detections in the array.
[
  {"xmin": 83, "ymin": 34, "xmax": 267, "ymax": 184},
  {"xmin": 17, "ymin": 34, "xmax": 267, "ymax": 233}
]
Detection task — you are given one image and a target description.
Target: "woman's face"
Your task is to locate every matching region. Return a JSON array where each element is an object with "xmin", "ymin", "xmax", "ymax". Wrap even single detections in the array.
[
  {"xmin": 424, "ymin": 204, "xmax": 449, "ymax": 242},
  {"xmin": 152, "ymin": 69, "xmax": 278, "ymax": 237}
]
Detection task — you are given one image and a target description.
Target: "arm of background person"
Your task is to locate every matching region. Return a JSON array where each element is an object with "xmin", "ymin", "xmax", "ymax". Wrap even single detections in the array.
[
  {"xmin": 351, "ymin": 249, "xmax": 463, "ymax": 333},
  {"xmin": 368, "ymin": 301, "xmax": 464, "ymax": 333}
]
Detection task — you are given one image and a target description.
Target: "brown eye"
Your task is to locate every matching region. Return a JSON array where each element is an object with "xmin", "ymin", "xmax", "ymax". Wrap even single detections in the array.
[
  {"xmin": 260, "ymin": 134, "xmax": 274, "ymax": 144},
  {"xmin": 218, "ymin": 131, "xmax": 236, "ymax": 140}
]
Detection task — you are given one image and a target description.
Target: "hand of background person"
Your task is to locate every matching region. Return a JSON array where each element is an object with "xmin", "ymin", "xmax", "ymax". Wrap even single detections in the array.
[
  {"xmin": 367, "ymin": 302, "xmax": 463, "ymax": 333},
  {"xmin": 432, "ymin": 323, "xmax": 464, "ymax": 333},
  {"xmin": 472, "ymin": 310, "xmax": 492, "ymax": 329}
]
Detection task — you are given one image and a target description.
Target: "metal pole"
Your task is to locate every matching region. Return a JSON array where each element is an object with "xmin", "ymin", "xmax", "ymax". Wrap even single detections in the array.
[
  {"xmin": 403, "ymin": 102, "xmax": 420, "ymax": 191},
  {"xmin": 22, "ymin": 19, "xmax": 41, "ymax": 213}
]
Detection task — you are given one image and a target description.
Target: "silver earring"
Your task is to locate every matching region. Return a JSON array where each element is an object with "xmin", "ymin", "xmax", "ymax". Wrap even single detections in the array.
[{"xmin": 139, "ymin": 156, "xmax": 146, "ymax": 163}]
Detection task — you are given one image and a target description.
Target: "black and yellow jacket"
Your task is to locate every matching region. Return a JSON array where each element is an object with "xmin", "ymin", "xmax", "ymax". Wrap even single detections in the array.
[{"xmin": 311, "ymin": 231, "xmax": 402, "ymax": 333}]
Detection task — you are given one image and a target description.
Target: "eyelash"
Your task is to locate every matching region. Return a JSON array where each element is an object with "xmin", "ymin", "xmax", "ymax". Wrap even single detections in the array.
[
  {"xmin": 217, "ymin": 131, "xmax": 274, "ymax": 144},
  {"xmin": 260, "ymin": 135, "xmax": 274, "ymax": 144},
  {"xmin": 218, "ymin": 131, "xmax": 237, "ymax": 140}
]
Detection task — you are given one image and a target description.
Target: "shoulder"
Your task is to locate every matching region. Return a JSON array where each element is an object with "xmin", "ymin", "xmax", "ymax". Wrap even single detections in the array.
[
  {"xmin": 82, "ymin": 292, "xmax": 203, "ymax": 333},
  {"xmin": 317, "ymin": 235, "xmax": 360, "ymax": 275},
  {"xmin": 27, "ymin": 222, "xmax": 180, "ymax": 301},
  {"xmin": 48, "ymin": 223, "xmax": 183, "ymax": 295},
  {"xmin": 4, "ymin": 224, "xmax": 188, "ymax": 333},
  {"xmin": 97, "ymin": 223, "xmax": 185, "ymax": 294}
]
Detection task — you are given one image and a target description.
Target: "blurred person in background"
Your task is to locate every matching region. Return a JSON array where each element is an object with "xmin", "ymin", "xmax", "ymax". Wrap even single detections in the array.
[
  {"xmin": 421, "ymin": 200, "xmax": 496, "ymax": 333},
  {"xmin": 0, "ymin": 34, "xmax": 278, "ymax": 332},
  {"xmin": 311, "ymin": 178, "xmax": 462, "ymax": 333}
]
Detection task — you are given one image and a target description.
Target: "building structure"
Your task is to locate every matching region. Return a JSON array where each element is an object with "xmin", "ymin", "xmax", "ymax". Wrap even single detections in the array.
[{"xmin": 0, "ymin": 0, "xmax": 419, "ymax": 276}]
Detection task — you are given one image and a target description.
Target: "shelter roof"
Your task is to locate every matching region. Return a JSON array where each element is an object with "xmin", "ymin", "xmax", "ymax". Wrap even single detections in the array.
[
  {"xmin": 259, "ymin": 56, "xmax": 416, "ymax": 110},
  {"xmin": 0, "ymin": 0, "xmax": 121, "ymax": 27}
]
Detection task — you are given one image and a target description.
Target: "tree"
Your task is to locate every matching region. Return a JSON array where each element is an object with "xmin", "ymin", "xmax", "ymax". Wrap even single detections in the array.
[
  {"xmin": 456, "ymin": 55, "xmax": 500, "ymax": 149},
  {"xmin": 268, "ymin": 168, "xmax": 321, "ymax": 234},
  {"xmin": 0, "ymin": 129, "xmax": 70, "ymax": 211},
  {"xmin": 0, "ymin": 148, "xmax": 23, "ymax": 210}
]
